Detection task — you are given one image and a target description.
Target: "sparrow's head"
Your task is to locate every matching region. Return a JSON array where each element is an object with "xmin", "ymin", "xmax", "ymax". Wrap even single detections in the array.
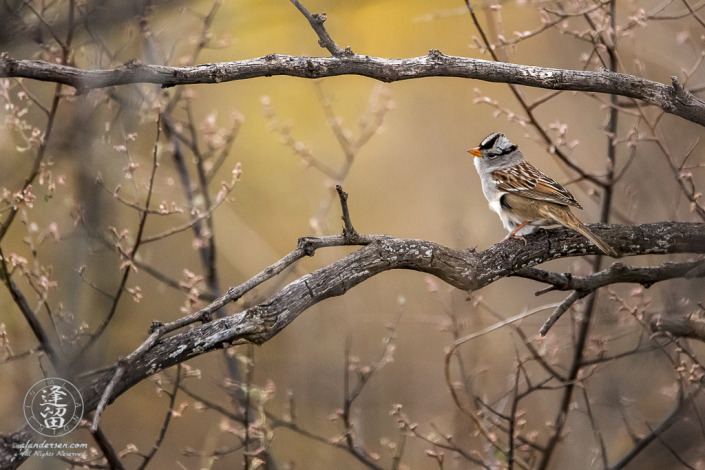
[{"xmin": 468, "ymin": 132, "xmax": 517, "ymax": 160}]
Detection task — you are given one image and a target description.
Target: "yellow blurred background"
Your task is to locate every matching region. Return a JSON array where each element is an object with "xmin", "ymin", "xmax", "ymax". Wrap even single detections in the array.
[{"xmin": 1, "ymin": 0, "xmax": 704, "ymax": 468}]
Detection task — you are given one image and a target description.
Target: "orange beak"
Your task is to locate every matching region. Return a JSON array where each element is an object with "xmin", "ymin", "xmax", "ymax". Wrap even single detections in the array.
[{"xmin": 468, "ymin": 147, "xmax": 482, "ymax": 157}]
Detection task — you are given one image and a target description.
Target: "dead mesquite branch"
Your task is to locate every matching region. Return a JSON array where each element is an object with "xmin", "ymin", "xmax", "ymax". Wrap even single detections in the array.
[
  {"xmin": 2, "ymin": 56, "xmax": 705, "ymax": 126},
  {"xmin": 513, "ymin": 259, "xmax": 705, "ymax": 335},
  {"xmin": 1, "ymin": 220, "xmax": 702, "ymax": 461}
]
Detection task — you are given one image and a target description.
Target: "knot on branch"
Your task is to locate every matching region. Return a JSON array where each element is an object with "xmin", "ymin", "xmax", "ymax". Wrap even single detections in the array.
[
  {"xmin": 243, "ymin": 305, "xmax": 277, "ymax": 344},
  {"xmin": 210, "ymin": 66, "xmax": 226, "ymax": 83},
  {"xmin": 311, "ymin": 12, "xmax": 327, "ymax": 24},
  {"xmin": 305, "ymin": 59, "xmax": 322, "ymax": 76},
  {"xmin": 0, "ymin": 54, "xmax": 14, "ymax": 73},
  {"xmin": 428, "ymin": 49, "xmax": 446, "ymax": 62},
  {"xmin": 609, "ymin": 262, "xmax": 629, "ymax": 274},
  {"xmin": 297, "ymin": 237, "xmax": 319, "ymax": 256},
  {"xmin": 123, "ymin": 59, "xmax": 142, "ymax": 69},
  {"xmin": 669, "ymin": 76, "xmax": 691, "ymax": 104},
  {"xmin": 148, "ymin": 320, "xmax": 164, "ymax": 334}
]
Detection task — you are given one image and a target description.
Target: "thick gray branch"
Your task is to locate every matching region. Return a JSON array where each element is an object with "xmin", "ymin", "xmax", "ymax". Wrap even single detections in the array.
[
  {"xmin": 650, "ymin": 311, "xmax": 705, "ymax": 341},
  {"xmin": 1, "ymin": 222, "xmax": 704, "ymax": 468},
  {"xmin": 517, "ymin": 259, "xmax": 705, "ymax": 293},
  {"xmin": 76, "ymin": 223, "xmax": 704, "ymax": 401},
  {"xmin": 2, "ymin": 53, "xmax": 704, "ymax": 126}
]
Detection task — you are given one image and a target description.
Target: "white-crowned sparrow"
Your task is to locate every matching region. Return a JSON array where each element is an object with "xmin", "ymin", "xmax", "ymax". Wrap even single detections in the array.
[{"xmin": 469, "ymin": 132, "xmax": 617, "ymax": 257}]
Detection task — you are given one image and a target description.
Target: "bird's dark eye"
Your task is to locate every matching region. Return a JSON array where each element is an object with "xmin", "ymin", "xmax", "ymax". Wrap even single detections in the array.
[{"xmin": 478, "ymin": 132, "xmax": 516, "ymax": 158}]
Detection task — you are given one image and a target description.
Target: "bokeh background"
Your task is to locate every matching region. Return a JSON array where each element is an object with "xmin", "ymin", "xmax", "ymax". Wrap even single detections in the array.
[{"xmin": 1, "ymin": 0, "xmax": 704, "ymax": 468}]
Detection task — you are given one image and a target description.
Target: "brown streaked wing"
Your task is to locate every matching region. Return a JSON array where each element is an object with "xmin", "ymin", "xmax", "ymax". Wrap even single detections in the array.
[{"xmin": 492, "ymin": 161, "xmax": 583, "ymax": 208}]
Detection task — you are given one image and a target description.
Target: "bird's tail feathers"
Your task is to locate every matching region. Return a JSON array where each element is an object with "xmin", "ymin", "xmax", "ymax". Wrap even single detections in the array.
[{"xmin": 565, "ymin": 213, "xmax": 617, "ymax": 257}]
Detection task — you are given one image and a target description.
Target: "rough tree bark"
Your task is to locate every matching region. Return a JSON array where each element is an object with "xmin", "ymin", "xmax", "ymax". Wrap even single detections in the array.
[
  {"xmin": 1, "ymin": 221, "xmax": 704, "ymax": 468},
  {"xmin": 1, "ymin": 54, "xmax": 704, "ymax": 126}
]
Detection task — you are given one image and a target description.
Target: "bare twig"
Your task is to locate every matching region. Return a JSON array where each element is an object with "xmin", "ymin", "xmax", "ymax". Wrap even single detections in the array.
[
  {"xmin": 681, "ymin": 0, "xmax": 705, "ymax": 29},
  {"xmin": 0, "ymin": 246, "xmax": 58, "ymax": 366},
  {"xmin": 336, "ymin": 185, "xmax": 357, "ymax": 241},
  {"xmin": 91, "ymin": 426, "xmax": 126, "ymax": 470},
  {"xmin": 289, "ymin": 0, "xmax": 347, "ymax": 57},
  {"xmin": 137, "ymin": 366, "xmax": 182, "ymax": 470},
  {"xmin": 608, "ymin": 385, "xmax": 689, "ymax": 470},
  {"xmin": 539, "ymin": 290, "xmax": 589, "ymax": 336},
  {"xmin": 91, "ymin": 362, "xmax": 125, "ymax": 431},
  {"xmin": 516, "ymin": 260, "xmax": 705, "ymax": 298}
]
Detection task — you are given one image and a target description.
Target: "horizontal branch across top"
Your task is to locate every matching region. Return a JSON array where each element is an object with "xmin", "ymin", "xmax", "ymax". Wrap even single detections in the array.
[{"xmin": 2, "ymin": 52, "xmax": 704, "ymax": 126}]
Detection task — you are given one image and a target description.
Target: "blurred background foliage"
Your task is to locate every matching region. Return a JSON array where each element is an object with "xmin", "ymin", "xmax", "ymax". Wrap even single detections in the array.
[{"xmin": 1, "ymin": 0, "xmax": 704, "ymax": 469}]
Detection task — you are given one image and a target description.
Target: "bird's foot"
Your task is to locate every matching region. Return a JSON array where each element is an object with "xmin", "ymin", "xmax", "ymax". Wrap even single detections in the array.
[{"xmin": 504, "ymin": 233, "xmax": 528, "ymax": 245}]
